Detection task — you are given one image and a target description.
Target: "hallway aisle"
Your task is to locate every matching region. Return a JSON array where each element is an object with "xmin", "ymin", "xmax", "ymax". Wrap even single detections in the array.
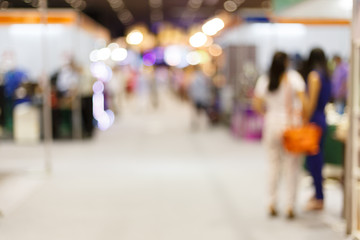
[{"xmin": 0, "ymin": 93, "xmax": 344, "ymax": 240}]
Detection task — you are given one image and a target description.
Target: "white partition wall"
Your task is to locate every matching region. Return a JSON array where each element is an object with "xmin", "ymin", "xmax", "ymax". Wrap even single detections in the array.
[
  {"xmin": 217, "ymin": 23, "xmax": 351, "ymax": 73},
  {"xmin": 0, "ymin": 10, "xmax": 110, "ymax": 81}
]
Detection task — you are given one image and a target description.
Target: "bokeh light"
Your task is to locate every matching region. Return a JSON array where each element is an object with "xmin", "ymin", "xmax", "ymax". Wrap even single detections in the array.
[
  {"xmin": 209, "ymin": 44, "xmax": 223, "ymax": 57},
  {"xmin": 92, "ymin": 81, "xmax": 105, "ymax": 94},
  {"xmin": 89, "ymin": 50, "xmax": 99, "ymax": 62},
  {"xmin": 143, "ymin": 51, "xmax": 157, "ymax": 66},
  {"xmin": 224, "ymin": 0, "xmax": 238, "ymax": 12},
  {"xmin": 108, "ymin": 42, "xmax": 119, "ymax": 50},
  {"xmin": 90, "ymin": 62, "xmax": 113, "ymax": 82},
  {"xmin": 189, "ymin": 32, "xmax": 208, "ymax": 48},
  {"xmin": 111, "ymin": 48, "xmax": 128, "ymax": 62},
  {"xmin": 186, "ymin": 51, "xmax": 201, "ymax": 65},
  {"xmin": 202, "ymin": 18, "xmax": 225, "ymax": 36},
  {"xmin": 164, "ymin": 45, "xmax": 183, "ymax": 67},
  {"xmin": 126, "ymin": 31, "xmax": 144, "ymax": 45},
  {"xmin": 98, "ymin": 48, "xmax": 112, "ymax": 61}
]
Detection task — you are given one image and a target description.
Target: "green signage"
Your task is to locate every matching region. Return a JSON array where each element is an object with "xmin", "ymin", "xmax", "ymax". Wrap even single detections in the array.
[{"xmin": 273, "ymin": 0, "xmax": 305, "ymax": 12}]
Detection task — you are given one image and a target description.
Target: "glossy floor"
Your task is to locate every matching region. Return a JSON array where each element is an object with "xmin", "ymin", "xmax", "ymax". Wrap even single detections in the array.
[{"xmin": 0, "ymin": 93, "xmax": 345, "ymax": 240}]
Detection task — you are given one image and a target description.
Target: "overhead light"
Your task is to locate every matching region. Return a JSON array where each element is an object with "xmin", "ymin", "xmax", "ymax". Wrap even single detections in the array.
[
  {"xmin": 126, "ymin": 31, "xmax": 144, "ymax": 45},
  {"xmin": 224, "ymin": 0, "xmax": 237, "ymax": 12},
  {"xmin": 108, "ymin": 43, "xmax": 119, "ymax": 50},
  {"xmin": 118, "ymin": 9, "xmax": 134, "ymax": 25},
  {"xmin": 111, "ymin": 48, "xmax": 128, "ymax": 62},
  {"xmin": 202, "ymin": 18, "xmax": 225, "ymax": 36},
  {"xmin": 186, "ymin": 51, "xmax": 201, "ymax": 65},
  {"xmin": 164, "ymin": 45, "xmax": 189, "ymax": 68},
  {"xmin": 89, "ymin": 50, "xmax": 99, "ymax": 62},
  {"xmin": 189, "ymin": 32, "xmax": 208, "ymax": 48},
  {"xmin": 149, "ymin": 0, "xmax": 162, "ymax": 8},
  {"xmin": 209, "ymin": 44, "xmax": 223, "ymax": 57},
  {"xmin": 110, "ymin": 1, "xmax": 124, "ymax": 10},
  {"xmin": 198, "ymin": 50, "xmax": 211, "ymax": 63},
  {"xmin": 98, "ymin": 48, "xmax": 112, "ymax": 61},
  {"xmin": 188, "ymin": 0, "xmax": 203, "ymax": 9}
]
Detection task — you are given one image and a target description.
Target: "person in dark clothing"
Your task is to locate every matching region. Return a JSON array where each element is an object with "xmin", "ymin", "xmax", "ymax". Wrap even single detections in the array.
[{"xmin": 303, "ymin": 48, "xmax": 332, "ymax": 211}]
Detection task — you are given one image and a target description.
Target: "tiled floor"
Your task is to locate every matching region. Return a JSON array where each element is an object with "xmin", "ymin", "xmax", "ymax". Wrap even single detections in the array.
[{"xmin": 0, "ymin": 92, "xmax": 345, "ymax": 240}]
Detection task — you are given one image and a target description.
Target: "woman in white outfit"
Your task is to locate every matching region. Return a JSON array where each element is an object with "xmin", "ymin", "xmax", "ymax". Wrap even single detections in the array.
[{"xmin": 253, "ymin": 52, "xmax": 305, "ymax": 219}]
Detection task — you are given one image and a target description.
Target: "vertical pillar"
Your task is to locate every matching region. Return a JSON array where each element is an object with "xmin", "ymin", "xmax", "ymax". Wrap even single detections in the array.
[
  {"xmin": 72, "ymin": 12, "xmax": 82, "ymax": 140},
  {"xmin": 39, "ymin": 0, "xmax": 52, "ymax": 173}
]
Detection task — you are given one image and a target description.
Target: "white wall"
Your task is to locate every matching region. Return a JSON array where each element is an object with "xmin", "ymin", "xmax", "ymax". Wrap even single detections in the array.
[
  {"xmin": 0, "ymin": 24, "xmax": 104, "ymax": 81},
  {"xmin": 217, "ymin": 23, "xmax": 351, "ymax": 74}
]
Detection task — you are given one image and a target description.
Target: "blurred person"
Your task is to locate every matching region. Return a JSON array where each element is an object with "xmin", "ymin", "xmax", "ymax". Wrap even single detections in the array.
[
  {"xmin": 253, "ymin": 52, "xmax": 305, "ymax": 219},
  {"xmin": 148, "ymin": 66, "xmax": 159, "ymax": 110},
  {"xmin": 125, "ymin": 66, "xmax": 137, "ymax": 98},
  {"xmin": 302, "ymin": 48, "xmax": 332, "ymax": 211},
  {"xmin": 56, "ymin": 59, "xmax": 80, "ymax": 97},
  {"xmin": 79, "ymin": 67, "xmax": 96, "ymax": 138},
  {"xmin": 136, "ymin": 65, "xmax": 151, "ymax": 112},
  {"xmin": 3, "ymin": 67, "xmax": 28, "ymax": 135},
  {"xmin": 188, "ymin": 66, "xmax": 211, "ymax": 130},
  {"xmin": 108, "ymin": 65, "xmax": 126, "ymax": 115},
  {"xmin": 331, "ymin": 55, "xmax": 348, "ymax": 114},
  {"xmin": 54, "ymin": 58, "xmax": 80, "ymax": 138}
]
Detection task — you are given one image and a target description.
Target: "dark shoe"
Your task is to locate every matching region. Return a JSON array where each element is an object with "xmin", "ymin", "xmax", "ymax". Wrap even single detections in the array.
[
  {"xmin": 269, "ymin": 206, "xmax": 278, "ymax": 217},
  {"xmin": 287, "ymin": 209, "xmax": 295, "ymax": 219}
]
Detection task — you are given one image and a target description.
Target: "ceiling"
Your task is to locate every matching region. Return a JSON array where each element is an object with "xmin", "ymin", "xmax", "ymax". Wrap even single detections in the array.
[{"xmin": 7, "ymin": 0, "xmax": 268, "ymax": 38}]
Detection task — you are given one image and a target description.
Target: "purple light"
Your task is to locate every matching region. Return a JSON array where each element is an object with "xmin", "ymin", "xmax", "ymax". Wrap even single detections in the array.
[
  {"xmin": 143, "ymin": 52, "xmax": 156, "ymax": 66},
  {"xmin": 155, "ymin": 47, "xmax": 164, "ymax": 64},
  {"xmin": 92, "ymin": 81, "xmax": 104, "ymax": 94}
]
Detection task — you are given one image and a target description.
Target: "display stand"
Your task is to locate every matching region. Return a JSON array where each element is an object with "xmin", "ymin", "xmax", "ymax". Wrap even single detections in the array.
[{"xmin": 0, "ymin": 9, "xmax": 110, "ymax": 142}]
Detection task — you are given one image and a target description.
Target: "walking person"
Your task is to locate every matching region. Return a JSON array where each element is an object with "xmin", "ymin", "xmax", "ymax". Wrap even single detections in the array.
[
  {"xmin": 253, "ymin": 52, "xmax": 306, "ymax": 219},
  {"xmin": 302, "ymin": 48, "xmax": 332, "ymax": 211},
  {"xmin": 188, "ymin": 66, "xmax": 211, "ymax": 130},
  {"xmin": 331, "ymin": 55, "xmax": 348, "ymax": 114}
]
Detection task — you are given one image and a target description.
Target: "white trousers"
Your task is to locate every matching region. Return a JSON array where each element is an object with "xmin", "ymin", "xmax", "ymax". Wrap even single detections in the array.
[{"xmin": 263, "ymin": 116, "xmax": 301, "ymax": 209}]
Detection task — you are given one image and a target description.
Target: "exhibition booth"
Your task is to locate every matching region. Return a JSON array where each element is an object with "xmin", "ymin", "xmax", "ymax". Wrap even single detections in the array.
[{"xmin": 0, "ymin": 9, "xmax": 110, "ymax": 142}]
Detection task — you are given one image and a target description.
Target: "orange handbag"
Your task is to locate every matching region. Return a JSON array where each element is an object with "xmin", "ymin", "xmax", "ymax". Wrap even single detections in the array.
[
  {"xmin": 282, "ymin": 78, "xmax": 322, "ymax": 155},
  {"xmin": 283, "ymin": 123, "xmax": 322, "ymax": 155}
]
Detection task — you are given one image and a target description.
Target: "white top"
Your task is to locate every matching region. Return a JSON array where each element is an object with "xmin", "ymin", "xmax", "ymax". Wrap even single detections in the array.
[
  {"xmin": 254, "ymin": 70, "xmax": 305, "ymax": 120},
  {"xmin": 57, "ymin": 66, "xmax": 79, "ymax": 93}
]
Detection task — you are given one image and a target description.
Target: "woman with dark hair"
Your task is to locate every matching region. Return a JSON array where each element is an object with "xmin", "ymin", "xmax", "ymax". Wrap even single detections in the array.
[
  {"xmin": 253, "ymin": 52, "xmax": 305, "ymax": 219},
  {"xmin": 303, "ymin": 48, "xmax": 331, "ymax": 211}
]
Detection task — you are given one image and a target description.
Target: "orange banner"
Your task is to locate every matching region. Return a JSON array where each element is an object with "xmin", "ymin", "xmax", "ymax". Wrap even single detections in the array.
[
  {"xmin": 274, "ymin": 17, "xmax": 350, "ymax": 25},
  {"xmin": 0, "ymin": 11, "xmax": 77, "ymax": 25}
]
